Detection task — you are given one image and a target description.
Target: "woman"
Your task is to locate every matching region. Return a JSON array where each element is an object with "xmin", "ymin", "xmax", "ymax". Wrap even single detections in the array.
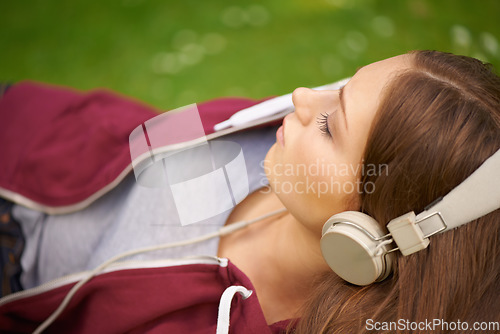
[
  {"xmin": 218, "ymin": 50, "xmax": 500, "ymax": 332},
  {"xmin": 286, "ymin": 50, "xmax": 500, "ymax": 332},
  {"xmin": 1, "ymin": 50, "xmax": 499, "ymax": 333}
]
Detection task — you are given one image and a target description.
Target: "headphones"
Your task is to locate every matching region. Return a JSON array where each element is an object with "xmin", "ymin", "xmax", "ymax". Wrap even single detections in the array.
[{"xmin": 320, "ymin": 148, "xmax": 500, "ymax": 286}]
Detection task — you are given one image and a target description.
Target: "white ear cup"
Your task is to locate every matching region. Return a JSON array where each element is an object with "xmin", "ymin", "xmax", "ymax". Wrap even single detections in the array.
[{"xmin": 320, "ymin": 211, "xmax": 394, "ymax": 286}]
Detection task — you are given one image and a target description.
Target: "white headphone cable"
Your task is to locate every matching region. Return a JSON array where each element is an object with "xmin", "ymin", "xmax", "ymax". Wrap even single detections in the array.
[{"xmin": 33, "ymin": 207, "xmax": 287, "ymax": 334}]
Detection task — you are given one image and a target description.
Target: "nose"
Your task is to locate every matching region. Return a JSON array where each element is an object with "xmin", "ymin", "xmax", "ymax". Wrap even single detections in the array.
[{"xmin": 292, "ymin": 87, "xmax": 336, "ymax": 126}]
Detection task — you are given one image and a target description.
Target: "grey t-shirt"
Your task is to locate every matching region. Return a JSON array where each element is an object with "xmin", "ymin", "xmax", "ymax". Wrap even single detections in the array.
[{"xmin": 13, "ymin": 127, "xmax": 277, "ymax": 289}]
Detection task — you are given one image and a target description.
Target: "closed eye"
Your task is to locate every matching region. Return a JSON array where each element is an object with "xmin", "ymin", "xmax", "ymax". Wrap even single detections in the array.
[{"xmin": 317, "ymin": 112, "xmax": 331, "ymax": 137}]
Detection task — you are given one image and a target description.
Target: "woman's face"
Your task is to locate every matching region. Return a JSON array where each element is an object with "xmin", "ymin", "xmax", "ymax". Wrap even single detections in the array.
[{"xmin": 264, "ymin": 54, "xmax": 410, "ymax": 233}]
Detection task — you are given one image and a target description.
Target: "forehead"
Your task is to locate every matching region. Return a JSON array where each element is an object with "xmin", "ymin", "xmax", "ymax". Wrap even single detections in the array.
[
  {"xmin": 347, "ymin": 55, "xmax": 410, "ymax": 108},
  {"xmin": 339, "ymin": 55, "xmax": 410, "ymax": 155},
  {"xmin": 355, "ymin": 54, "xmax": 410, "ymax": 85}
]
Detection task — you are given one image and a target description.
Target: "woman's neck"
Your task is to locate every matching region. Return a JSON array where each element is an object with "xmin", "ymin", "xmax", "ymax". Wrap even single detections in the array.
[{"xmin": 218, "ymin": 189, "xmax": 331, "ymax": 324}]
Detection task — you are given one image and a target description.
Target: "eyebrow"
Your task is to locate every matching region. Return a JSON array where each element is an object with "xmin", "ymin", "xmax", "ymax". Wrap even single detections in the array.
[{"xmin": 339, "ymin": 85, "xmax": 348, "ymax": 130}]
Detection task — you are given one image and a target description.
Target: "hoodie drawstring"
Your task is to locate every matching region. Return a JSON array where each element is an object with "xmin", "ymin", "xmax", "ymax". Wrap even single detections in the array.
[{"xmin": 216, "ymin": 285, "xmax": 253, "ymax": 334}]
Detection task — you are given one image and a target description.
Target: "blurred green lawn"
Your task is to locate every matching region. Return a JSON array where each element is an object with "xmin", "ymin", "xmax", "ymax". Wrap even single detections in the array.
[{"xmin": 1, "ymin": 0, "xmax": 499, "ymax": 110}]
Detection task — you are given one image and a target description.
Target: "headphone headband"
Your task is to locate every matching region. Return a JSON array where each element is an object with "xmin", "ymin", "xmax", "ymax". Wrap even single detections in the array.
[{"xmin": 416, "ymin": 147, "xmax": 500, "ymax": 236}]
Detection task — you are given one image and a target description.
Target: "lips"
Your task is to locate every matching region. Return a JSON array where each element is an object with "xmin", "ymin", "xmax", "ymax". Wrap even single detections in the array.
[
  {"xmin": 276, "ymin": 116, "xmax": 287, "ymax": 147},
  {"xmin": 276, "ymin": 125, "xmax": 284, "ymax": 147}
]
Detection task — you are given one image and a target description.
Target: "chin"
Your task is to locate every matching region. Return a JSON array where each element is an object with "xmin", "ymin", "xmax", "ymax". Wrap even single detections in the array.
[{"xmin": 263, "ymin": 144, "xmax": 276, "ymax": 177}]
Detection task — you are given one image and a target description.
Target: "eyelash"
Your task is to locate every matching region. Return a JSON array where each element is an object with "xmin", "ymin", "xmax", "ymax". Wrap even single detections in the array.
[{"xmin": 316, "ymin": 112, "xmax": 331, "ymax": 137}]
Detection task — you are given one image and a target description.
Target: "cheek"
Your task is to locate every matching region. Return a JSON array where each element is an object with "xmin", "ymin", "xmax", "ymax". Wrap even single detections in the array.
[
  {"xmin": 268, "ymin": 162, "xmax": 360, "ymax": 230},
  {"xmin": 264, "ymin": 136, "xmax": 361, "ymax": 229}
]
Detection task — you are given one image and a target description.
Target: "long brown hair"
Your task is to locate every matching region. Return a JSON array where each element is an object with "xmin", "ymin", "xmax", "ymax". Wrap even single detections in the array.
[{"xmin": 291, "ymin": 50, "xmax": 500, "ymax": 333}]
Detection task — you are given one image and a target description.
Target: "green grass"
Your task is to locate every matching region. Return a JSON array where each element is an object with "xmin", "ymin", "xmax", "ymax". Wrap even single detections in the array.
[{"xmin": 1, "ymin": 0, "xmax": 499, "ymax": 110}]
